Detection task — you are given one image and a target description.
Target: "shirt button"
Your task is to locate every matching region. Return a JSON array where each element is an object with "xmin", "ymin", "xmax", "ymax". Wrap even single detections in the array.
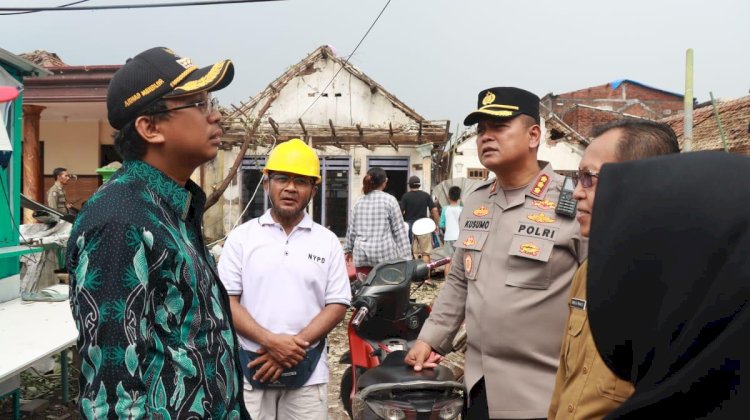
[
  {"xmin": 568, "ymin": 404, "xmax": 574, "ymax": 413},
  {"xmin": 583, "ymin": 366, "xmax": 588, "ymax": 374},
  {"xmin": 284, "ymin": 251, "xmax": 288, "ymax": 256}
]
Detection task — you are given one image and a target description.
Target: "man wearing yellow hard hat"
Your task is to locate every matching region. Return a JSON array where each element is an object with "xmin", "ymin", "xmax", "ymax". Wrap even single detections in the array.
[{"xmin": 218, "ymin": 138, "xmax": 351, "ymax": 419}]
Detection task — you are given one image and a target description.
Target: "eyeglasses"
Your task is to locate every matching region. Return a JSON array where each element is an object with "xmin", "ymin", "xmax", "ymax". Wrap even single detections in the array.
[
  {"xmin": 147, "ymin": 97, "xmax": 219, "ymax": 116},
  {"xmin": 269, "ymin": 173, "xmax": 315, "ymax": 188},
  {"xmin": 572, "ymin": 169, "xmax": 600, "ymax": 188}
]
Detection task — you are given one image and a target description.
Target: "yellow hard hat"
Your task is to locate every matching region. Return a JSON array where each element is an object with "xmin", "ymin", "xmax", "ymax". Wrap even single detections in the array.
[{"xmin": 263, "ymin": 138, "xmax": 321, "ymax": 183}]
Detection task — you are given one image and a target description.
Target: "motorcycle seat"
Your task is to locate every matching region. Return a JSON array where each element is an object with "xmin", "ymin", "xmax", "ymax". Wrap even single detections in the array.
[{"xmin": 357, "ymin": 350, "xmax": 455, "ymax": 389}]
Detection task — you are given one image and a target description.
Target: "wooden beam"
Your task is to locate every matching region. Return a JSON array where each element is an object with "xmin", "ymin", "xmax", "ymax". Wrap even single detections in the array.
[
  {"xmin": 388, "ymin": 122, "xmax": 398, "ymax": 151},
  {"xmin": 328, "ymin": 118, "xmax": 347, "ymax": 150},
  {"xmin": 268, "ymin": 117, "xmax": 280, "ymax": 135},
  {"xmin": 298, "ymin": 118, "xmax": 308, "ymax": 138},
  {"xmin": 417, "ymin": 120, "xmax": 423, "ymax": 144},
  {"xmin": 355, "ymin": 123, "xmax": 373, "ymax": 151}
]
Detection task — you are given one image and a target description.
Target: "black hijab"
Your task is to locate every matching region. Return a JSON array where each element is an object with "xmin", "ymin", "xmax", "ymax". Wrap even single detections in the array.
[{"xmin": 588, "ymin": 151, "xmax": 749, "ymax": 418}]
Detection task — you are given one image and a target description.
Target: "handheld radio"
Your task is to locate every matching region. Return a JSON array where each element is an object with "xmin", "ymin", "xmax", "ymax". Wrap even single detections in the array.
[{"xmin": 555, "ymin": 176, "xmax": 577, "ymax": 218}]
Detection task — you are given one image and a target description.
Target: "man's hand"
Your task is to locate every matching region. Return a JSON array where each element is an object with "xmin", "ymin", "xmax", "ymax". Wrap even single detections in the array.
[
  {"xmin": 261, "ymin": 333, "xmax": 309, "ymax": 368},
  {"xmin": 404, "ymin": 340, "xmax": 443, "ymax": 371},
  {"xmin": 248, "ymin": 350, "xmax": 285, "ymax": 383},
  {"xmin": 345, "ymin": 252, "xmax": 353, "ymax": 264}
]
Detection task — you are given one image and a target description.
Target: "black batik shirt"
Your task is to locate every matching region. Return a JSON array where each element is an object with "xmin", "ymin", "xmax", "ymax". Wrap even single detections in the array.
[{"xmin": 67, "ymin": 160, "xmax": 249, "ymax": 419}]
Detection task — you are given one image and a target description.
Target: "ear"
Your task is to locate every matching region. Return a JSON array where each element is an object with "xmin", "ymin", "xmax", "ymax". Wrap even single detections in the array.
[
  {"xmin": 528, "ymin": 123, "xmax": 542, "ymax": 149},
  {"xmin": 134, "ymin": 115, "xmax": 166, "ymax": 146},
  {"xmin": 311, "ymin": 184, "xmax": 319, "ymax": 199},
  {"xmin": 262, "ymin": 177, "xmax": 269, "ymax": 194}
]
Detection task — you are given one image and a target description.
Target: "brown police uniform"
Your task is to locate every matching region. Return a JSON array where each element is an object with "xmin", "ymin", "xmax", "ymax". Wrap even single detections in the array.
[
  {"xmin": 47, "ymin": 182, "xmax": 68, "ymax": 214},
  {"xmin": 548, "ymin": 260, "xmax": 634, "ymax": 419},
  {"xmin": 418, "ymin": 163, "xmax": 586, "ymax": 419}
]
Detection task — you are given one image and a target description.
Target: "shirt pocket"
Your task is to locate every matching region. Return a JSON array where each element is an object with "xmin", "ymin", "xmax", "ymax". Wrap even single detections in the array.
[{"xmin": 505, "ymin": 234, "xmax": 553, "ymax": 289}]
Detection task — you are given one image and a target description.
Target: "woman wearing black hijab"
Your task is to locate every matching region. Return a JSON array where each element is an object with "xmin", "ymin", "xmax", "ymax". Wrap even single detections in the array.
[{"xmin": 587, "ymin": 151, "xmax": 749, "ymax": 418}]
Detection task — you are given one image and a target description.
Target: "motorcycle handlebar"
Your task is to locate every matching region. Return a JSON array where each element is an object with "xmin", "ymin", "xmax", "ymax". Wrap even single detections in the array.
[
  {"xmin": 351, "ymin": 306, "xmax": 369, "ymax": 327},
  {"xmin": 426, "ymin": 257, "xmax": 451, "ymax": 271}
]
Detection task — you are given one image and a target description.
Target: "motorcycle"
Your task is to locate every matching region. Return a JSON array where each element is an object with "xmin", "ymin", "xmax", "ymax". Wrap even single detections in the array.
[{"xmin": 339, "ymin": 257, "xmax": 465, "ymax": 420}]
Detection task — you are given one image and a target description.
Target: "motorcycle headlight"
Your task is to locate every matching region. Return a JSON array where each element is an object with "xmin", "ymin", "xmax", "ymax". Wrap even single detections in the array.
[
  {"xmin": 365, "ymin": 400, "xmax": 413, "ymax": 420},
  {"xmin": 433, "ymin": 398, "xmax": 464, "ymax": 420}
]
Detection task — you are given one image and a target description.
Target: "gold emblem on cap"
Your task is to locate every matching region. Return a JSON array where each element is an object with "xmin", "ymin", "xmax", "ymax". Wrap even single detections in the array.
[
  {"xmin": 527, "ymin": 212, "xmax": 555, "ymax": 224},
  {"xmin": 482, "ymin": 91, "xmax": 496, "ymax": 106},
  {"xmin": 520, "ymin": 242, "xmax": 540, "ymax": 256}
]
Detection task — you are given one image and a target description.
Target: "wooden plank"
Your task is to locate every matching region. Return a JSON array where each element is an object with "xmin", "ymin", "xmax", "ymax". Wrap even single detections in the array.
[
  {"xmin": 329, "ymin": 119, "xmax": 347, "ymax": 151},
  {"xmin": 268, "ymin": 117, "xmax": 280, "ymax": 135}
]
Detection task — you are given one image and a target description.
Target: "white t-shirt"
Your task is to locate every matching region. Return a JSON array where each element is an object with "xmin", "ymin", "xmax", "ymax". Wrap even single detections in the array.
[
  {"xmin": 218, "ymin": 210, "xmax": 351, "ymax": 386},
  {"xmin": 443, "ymin": 205, "xmax": 463, "ymax": 241}
]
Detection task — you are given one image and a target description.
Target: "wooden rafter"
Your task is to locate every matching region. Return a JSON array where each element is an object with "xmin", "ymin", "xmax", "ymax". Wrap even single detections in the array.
[
  {"xmin": 298, "ymin": 118, "xmax": 308, "ymax": 139},
  {"xmin": 268, "ymin": 117, "xmax": 280, "ymax": 135},
  {"xmin": 388, "ymin": 122, "xmax": 398, "ymax": 151},
  {"xmin": 328, "ymin": 119, "xmax": 347, "ymax": 150},
  {"xmin": 356, "ymin": 123, "xmax": 373, "ymax": 151}
]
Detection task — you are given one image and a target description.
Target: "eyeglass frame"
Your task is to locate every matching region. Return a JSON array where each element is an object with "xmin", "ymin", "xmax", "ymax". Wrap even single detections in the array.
[
  {"xmin": 572, "ymin": 169, "xmax": 600, "ymax": 188},
  {"xmin": 145, "ymin": 96, "xmax": 219, "ymax": 116},
  {"xmin": 268, "ymin": 172, "xmax": 316, "ymax": 188}
]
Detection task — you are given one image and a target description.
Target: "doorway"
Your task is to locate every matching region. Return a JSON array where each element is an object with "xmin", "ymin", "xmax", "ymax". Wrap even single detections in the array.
[{"xmin": 312, "ymin": 156, "xmax": 350, "ymax": 237}]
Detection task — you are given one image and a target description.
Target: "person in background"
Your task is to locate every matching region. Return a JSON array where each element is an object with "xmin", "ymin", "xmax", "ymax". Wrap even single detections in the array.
[
  {"xmin": 587, "ymin": 151, "xmax": 749, "ymax": 418},
  {"xmin": 47, "ymin": 167, "xmax": 73, "ymax": 214},
  {"xmin": 548, "ymin": 118, "xmax": 680, "ymax": 419},
  {"xmin": 438, "ymin": 185, "xmax": 462, "ymax": 274},
  {"xmin": 400, "ymin": 176, "xmax": 440, "ymax": 276},
  {"xmin": 344, "ymin": 166, "xmax": 411, "ymax": 277}
]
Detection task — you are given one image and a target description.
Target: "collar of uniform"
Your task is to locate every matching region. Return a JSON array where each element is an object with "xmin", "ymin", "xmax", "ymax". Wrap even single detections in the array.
[
  {"xmin": 120, "ymin": 159, "xmax": 202, "ymax": 221},
  {"xmin": 259, "ymin": 209, "xmax": 314, "ymax": 230},
  {"xmin": 524, "ymin": 161, "xmax": 555, "ymax": 199}
]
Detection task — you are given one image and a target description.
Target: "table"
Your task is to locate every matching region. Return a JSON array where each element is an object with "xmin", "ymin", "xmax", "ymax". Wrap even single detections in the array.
[{"xmin": 0, "ymin": 285, "xmax": 78, "ymax": 419}]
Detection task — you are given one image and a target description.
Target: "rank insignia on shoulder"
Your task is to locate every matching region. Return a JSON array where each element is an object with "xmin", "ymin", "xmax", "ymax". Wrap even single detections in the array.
[
  {"xmin": 463, "ymin": 236, "xmax": 476, "ymax": 246},
  {"xmin": 527, "ymin": 212, "xmax": 555, "ymax": 224},
  {"xmin": 464, "ymin": 254, "xmax": 473, "ymax": 274},
  {"xmin": 531, "ymin": 174, "xmax": 550, "ymax": 197},
  {"xmin": 519, "ymin": 242, "xmax": 540, "ymax": 257},
  {"xmin": 532, "ymin": 199, "xmax": 556, "ymax": 210},
  {"xmin": 473, "ymin": 205, "xmax": 489, "ymax": 217},
  {"xmin": 570, "ymin": 298, "xmax": 586, "ymax": 310}
]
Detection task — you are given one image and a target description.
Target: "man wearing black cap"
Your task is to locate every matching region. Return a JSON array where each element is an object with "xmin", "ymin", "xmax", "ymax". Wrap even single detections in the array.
[
  {"xmin": 405, "ymin": 87, "xmax": 586, "ymax": 419},
  {"xmin": 66, "ymin": 47, "xmax": 249, "ymax": 419}
]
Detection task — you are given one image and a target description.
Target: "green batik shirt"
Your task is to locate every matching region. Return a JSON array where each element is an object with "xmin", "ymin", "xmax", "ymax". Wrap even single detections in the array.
[{"xmin": 67, "ymin": 160, "xmax": 250, "ymax": 419}]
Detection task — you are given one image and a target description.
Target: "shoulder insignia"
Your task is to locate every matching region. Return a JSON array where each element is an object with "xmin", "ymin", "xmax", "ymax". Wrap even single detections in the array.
[
  {"xmin": 532, "ymin": 199, "xmax": 556, "ymax": 210},
  {"xmin": 463, "ymin": 236, "xmax": 476, "ymax": 246},
  {"xmin": 519, "ymin": 242, "xmax": 540, "ymax": 257},
  {"xmin": 530, "ymin": 174, "xmax": 550, "ymax": 197},
  {"xmin": 473, "ymin": 205, "xmax": 489, "ymax": 217},
  {"xmin": 527, "ymin": 212, "xmax": 555, "ymax": 224}
]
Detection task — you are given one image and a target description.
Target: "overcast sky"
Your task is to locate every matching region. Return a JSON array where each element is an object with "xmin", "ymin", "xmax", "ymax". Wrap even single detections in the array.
[{"xmin": 1, "ymin": 0, "xmax": 748, "ymax": 137}]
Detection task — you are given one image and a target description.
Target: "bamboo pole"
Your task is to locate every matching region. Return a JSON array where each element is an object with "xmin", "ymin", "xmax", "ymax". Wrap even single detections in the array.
[
  {"xmin": 683, "ymin": 49, "xmax": 694, "ymax": 152},
  {"xmin": 709, "ymin": 92, "xmax": 730, "ymax": 152}
]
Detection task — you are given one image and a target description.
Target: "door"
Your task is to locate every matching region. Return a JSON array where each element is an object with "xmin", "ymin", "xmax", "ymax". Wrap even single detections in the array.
[{"xmin": 312, "ymin": 156, "xmax": 350, "ymax": 237}]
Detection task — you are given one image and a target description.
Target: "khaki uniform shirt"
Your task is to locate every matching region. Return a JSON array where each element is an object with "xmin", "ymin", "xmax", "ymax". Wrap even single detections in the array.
[
  {"xmin": 548, "ymin": 260, "xmax": 635, "ymax": 419},
  {"xmin": 419, "ymin": 163, "xmax": 586, "ymax": 419},
  {"xmin": 47, "ymin": 182, "xmax": 67, "ymax": 214}
]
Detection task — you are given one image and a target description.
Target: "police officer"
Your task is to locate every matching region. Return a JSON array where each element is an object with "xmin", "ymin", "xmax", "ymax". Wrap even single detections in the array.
[
  {"xmin": 47, "ymin": 167, "xmax": 73, "ymax": 214},
  {"xmin": 404, "ymin": 87, "xmax": 586, "ymax": 419}
]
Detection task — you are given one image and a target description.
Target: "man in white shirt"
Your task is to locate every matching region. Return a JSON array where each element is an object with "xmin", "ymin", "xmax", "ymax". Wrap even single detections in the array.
[{"xmin": 218, "ymin": 138, "xmax": 351, "ymax": 419}]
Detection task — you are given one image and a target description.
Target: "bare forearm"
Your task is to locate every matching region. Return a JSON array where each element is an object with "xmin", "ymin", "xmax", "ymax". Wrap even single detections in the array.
[
  {"xmin": 228, "ymin": 296, "xmax": 272, "ymax": 347},
  {"xmin": 297, "ymin": 304, "xmax": 347, "ymax": 344},
  {"xmin": 431, "ymin": 208, "xmax": 440, "ymax": 226}
]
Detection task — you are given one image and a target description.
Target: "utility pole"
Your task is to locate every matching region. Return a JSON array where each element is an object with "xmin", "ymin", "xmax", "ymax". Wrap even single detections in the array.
[{"xmin": 683, "ymin": 49, "xmax": 694, "ymax": 152}]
